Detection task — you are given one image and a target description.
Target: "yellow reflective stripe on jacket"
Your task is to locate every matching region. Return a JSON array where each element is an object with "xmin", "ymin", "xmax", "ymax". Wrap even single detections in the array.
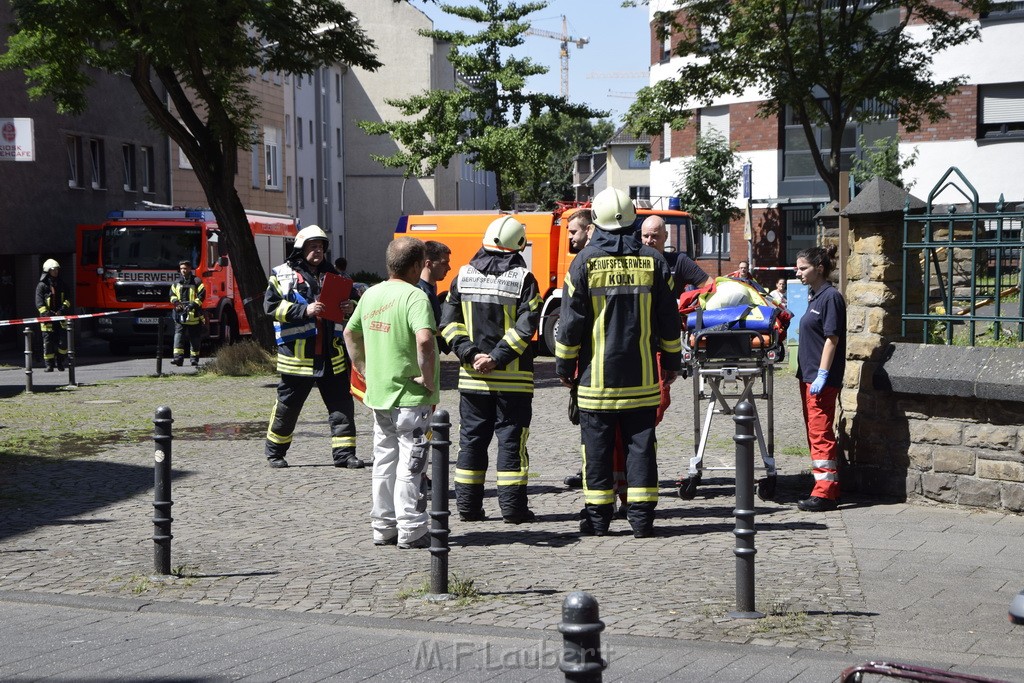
[
  {"xmin": 441, "ymin": 321, "xmax": 469, "ymax": 343},
  {"xmin": 555, "ymin": 340, "xmax": 579, "ymax": 360},
  {"xmin": 457, "ymin": 368, "xmax": 534, "ymax": 394},
  {"xmin": 454, "ymin": 468, "xmax": 486, "ymax": 485},
  {"xmin": 273, "ymin": 300, "xmax": 293, "ymax": 323},
  {"xmin": 577, "ymin": 383, "xmax": 661, "ymax": 411},
  {"xmin": 638, "ymin": 291, "xmax": 654, "ymax": 388},
  {"xmin": 590, "ymin": 294, "xmax": 607, "ymax": 388},
  {"xmin": 659, "ymin": 335, "xmax": 682, "ymax": 354}
]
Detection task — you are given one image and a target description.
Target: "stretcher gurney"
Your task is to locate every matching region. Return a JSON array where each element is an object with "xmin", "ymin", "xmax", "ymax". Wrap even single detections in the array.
[{"xmin": 678, "ymin": 304, "xmax": 785, "ymax": 501}]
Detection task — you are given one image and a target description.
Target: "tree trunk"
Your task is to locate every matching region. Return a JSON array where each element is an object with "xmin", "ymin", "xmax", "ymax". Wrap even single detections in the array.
[{"xmin": 204, "ymin": 186, "xmax": 277, "ymax": 350}]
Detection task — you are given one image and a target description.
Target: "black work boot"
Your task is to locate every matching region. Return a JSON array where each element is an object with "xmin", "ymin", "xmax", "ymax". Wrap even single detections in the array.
[
  {"xmin": 455, "ymin": 482, "xmax": 486, "ymax": 522},
  {"xmin": 579, "ymin": 505, "xmax": 613, "ymax": 536}
]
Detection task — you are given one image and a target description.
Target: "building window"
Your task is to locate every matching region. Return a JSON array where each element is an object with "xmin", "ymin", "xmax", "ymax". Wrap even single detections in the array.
[
  {"xmin": 286, "ymin": 175, "xmax": 293, "ymax": 210},
  {"xmin": 298, "ymin": 177, "xmax": 305, "ymax": 209},
  {"xmin": 251, "ymin": 137, "xmax": 260, "ymax": 189},
  {"xmin": 699, "ymin": 105, "xmax": 730, "ymax": 142},
  {"xmin": 308, "ymin": 119, "xmax": 313, "ymax": 146},
  {"xmin": 629, "ymin": 186, "xmax": 650, "ymax": 201},
  {"xmin": 335, "ymin": 73, "xmax": 341, "ymax": 102},
  {"xmin": 122, "ymin": 144, "xmax": 136, "ymax": 191},
  {"xmin": 309, "ymin": 177, "xmax": 315, "ymax": 203},
  {"xmin": 296, "ymin": 117, "xmax": 303, "ymax": 149},
  {"xmin": 979, "ymin": 82, "xmax": 1024, "ymax": 139},
  {"xmin": 285, "ymin": 114, "xmax": 292, "ymax": 147},
  {"xmin": 628, "ymin": 147, "xmax": 650, "ymax": 169},
  {"xmin": 336, "ymin": 128, "xmax": 341, "ymax": 156},
  {"xmin": 785, "ymin": 207, "xmax": 818, "ymax": 265},
  {"xmin": 660, "ymin": 21, "xmax": 671, "ymax": 62},
  {"xmin": 337, "ymin": 181, "xmax": 343, "ymax": 208},
  {"xmin": 264, "ymin": 126, "xmax": 281, "ymax": 189},
  {"xmin": 141, "ymin": 146, "xmax": 154, "ymax": 193},
  {"xmin": 178, "ymin": 145, "xmax": 192, "ymax": 170},
  {"xmin": 662, "ymin": 123, "xmax": 671, "ymax": 160},
  {"xmin": 981, "ymin": 1, "xmax": 1024, "ymax": 20},
  {"xmin": 66, "ymin": 135, "xmax": 83, "ymax": 188},
  {"xmin": 88, "ymin": 138, "xmax": 105, "ymax": 189},
  {"xmin": 697, "ymin": 226, "xmax": 730, "ymax": 259}
]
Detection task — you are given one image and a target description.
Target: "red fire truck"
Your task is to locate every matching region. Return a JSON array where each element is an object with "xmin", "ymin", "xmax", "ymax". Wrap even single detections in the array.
[{"xmin": 75, "ymin": 209, "xmax": 297, "ymax": 354}]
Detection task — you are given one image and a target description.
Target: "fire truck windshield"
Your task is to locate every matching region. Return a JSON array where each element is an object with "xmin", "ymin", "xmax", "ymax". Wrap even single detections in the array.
[{"xmin": 103, "ymin": 225, "xmax": 202, "ymax": 270}]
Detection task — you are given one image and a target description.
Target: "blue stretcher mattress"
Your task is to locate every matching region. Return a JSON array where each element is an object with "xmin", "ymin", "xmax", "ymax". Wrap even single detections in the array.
[{"xmin": 685, "ymin": 305, "xmax": 778, "ymax": 332}]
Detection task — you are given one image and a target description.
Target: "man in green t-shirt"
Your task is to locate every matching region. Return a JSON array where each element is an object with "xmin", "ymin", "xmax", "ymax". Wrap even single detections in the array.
[{"xmin": 344, "ymin": 237, "xmax": 439, "ymax": 550}]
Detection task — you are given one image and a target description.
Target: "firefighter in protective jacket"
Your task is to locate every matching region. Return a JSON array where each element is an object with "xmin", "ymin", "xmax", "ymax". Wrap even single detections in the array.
[
  {"xmin": 263, "ymin": 225, "xmax": 363, "ymax": 469},
  {"xmin": 35, "ymin": 259, "xmax": 71, "ymax": 372},
  {"xmin": 169, "ymin": 260, "xmax": 206, "ymax": 366},
  {"xmin": 440, "ymin": 216, "xmax": 543, "ymax": 524},
  {"xmin": 554, "ymin": 188, "xmax": 682, "ymax": 538}
]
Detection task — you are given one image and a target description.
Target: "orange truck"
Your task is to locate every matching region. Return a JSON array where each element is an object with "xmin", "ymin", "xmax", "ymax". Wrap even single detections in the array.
[
  {"xmin": 394, "ymin": 202, "xmax": 695, "ymax": 353},
  {"xmin": 76, "ymin": 208, "xmax": 297, "ymax": 354}
]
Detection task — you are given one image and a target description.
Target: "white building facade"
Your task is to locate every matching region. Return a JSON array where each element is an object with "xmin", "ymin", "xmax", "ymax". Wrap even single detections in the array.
[{"xmin": 647, "ymin": 1, "xmax": 1024, "ymax": 279}]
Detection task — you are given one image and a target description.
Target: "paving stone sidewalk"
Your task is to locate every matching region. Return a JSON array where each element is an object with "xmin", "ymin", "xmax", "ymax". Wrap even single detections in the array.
[{"xmin": 1, "ymin": 354, "xmax": 1023, "ymax": 680}]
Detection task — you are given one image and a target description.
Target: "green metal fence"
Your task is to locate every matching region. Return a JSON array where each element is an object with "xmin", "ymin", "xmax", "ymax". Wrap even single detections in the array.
[{"xmin": 902, "ymin": 167, "xmax": 1023, "ymax": 345}]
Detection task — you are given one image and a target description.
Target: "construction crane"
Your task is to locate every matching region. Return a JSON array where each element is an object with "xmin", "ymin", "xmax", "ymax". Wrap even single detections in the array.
[{"xmin": 524, "ymin": 15, "xmax": 588, "ymax": 98}]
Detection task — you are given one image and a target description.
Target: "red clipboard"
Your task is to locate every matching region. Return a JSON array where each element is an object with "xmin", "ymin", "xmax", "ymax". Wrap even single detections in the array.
[{"xmin": 319, "ymin": 273, "xmax": 353, "ymax": 323}]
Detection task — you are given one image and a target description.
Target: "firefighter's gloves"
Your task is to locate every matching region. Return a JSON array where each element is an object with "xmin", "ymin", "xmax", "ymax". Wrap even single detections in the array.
[{"xmin": 810, "ymin": 368, "xmax": 829, "ymax": 395}]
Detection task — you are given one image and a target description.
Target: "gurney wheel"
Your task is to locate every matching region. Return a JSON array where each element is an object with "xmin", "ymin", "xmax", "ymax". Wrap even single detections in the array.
[
  {"xmin": 678, "ymin": 473, "xmax": 702, "ymax": 500},
  {"xmin": 757, "ymin": 475, "xmax": 777, "ymax": 502}
]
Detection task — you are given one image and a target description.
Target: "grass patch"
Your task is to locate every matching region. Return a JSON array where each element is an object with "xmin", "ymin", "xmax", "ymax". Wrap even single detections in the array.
[
  {"xmin": 779, "ymin": 446, "xmax": 809, "ymax": 457},
  {"xmin": 397, "ymin": 573, "xmax": 482, "ymax": 606},
  {"xmin": 203, "ymin": 340, "xmax": 276, "ymax": 376},
  {"xmin": 750, "ymin": 593, "xmax": 812, "ymax": 636},
  {"xmin": 124, "ymin": 574, "xmax": 155, "ymax": 595}
]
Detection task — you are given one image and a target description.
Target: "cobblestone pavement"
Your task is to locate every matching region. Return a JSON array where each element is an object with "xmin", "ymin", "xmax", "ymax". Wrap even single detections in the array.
[{"xmin": 2, "ymin": 355, "xmax": 1023, "ymax": 680}]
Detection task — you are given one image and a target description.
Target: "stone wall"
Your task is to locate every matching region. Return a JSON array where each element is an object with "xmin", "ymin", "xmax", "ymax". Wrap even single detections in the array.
[
  {"xmin": 900, "ymin": 393, "xmax": 1024, "ymax": 511},
  {"xmin": 837, "ymin": 181, "xmax": 1024, "ymax": 514}
]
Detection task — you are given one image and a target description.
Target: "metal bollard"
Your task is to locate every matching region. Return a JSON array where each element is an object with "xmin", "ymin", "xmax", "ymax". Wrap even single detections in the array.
[
  {"xmin": 23, "ymin": 326, "xmax": 33, "ymax": 393},
  {"xmin": 729, "ymin": 400, "xmax": 764, "ymax": 619},
  {"xmin": 155, "ymin": 316, "xmax": 165, "ymax": 376},
  {"xmin": 428, "ymin": 409, "xmax": 451, "ymax": 597},
  {"xmin": 152, "ymin": 406, "xmax": 174, "ymax": 575},
  {"xmin": 558, "ymin": 591, "xmax": 606, "ymax": 682},
  {"xmin": 66, "ymin": 319, "xmax": 77, "ymax": 387}
]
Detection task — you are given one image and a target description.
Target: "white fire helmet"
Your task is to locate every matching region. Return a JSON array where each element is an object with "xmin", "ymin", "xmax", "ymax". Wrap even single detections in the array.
[
  {"xmin": 294, "ymin": 225, "xmax": 329, "ymax": 250},
  {"xmin": 482, "ymin": 216, "xmax": 527, "ymax": 253},
  {"xmin": 43, "ymin": 259, "xmax": 60, "ymax": 272},
  {"xmin": 591, "ymin": 187, "xmax": 637, "ymax": 232}
]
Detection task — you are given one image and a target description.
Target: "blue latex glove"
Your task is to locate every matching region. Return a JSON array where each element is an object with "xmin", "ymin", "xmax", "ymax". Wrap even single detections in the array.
[{"xmin": 809, "ymin": 368, "xmax": 829, "ymax": 395}]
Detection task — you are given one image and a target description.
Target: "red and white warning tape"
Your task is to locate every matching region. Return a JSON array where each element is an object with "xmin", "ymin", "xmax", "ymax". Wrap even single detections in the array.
[
  {"xmin": 0, "ymin": 307, "xmax": 151, "ymax": 328},
  {"xmin": 752, "ymin": 266, "xmax": 794, "ymax": 271}
]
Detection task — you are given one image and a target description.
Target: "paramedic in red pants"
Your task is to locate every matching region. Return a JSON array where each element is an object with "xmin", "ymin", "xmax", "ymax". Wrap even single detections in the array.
[{"xmin": 794, "ymin": 245, "xmax": 846, "ymax": 512}]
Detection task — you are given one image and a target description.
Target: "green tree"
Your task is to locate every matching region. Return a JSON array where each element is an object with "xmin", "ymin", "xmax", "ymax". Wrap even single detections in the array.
[
  {"xmin": 0, "ymin": 0, "xmax": 382, "ymax": 347},
  {"xmin": 673, "ymin": 130, "xmax": 742, "ymax": 276},
  {"xmin": 851, "ymin": 135, "xmax": 919, "ymax": 190},
  {"xmin": 625, "ymin": 0, "xmax": 988, "ymax": 201},
  {"xmin": 508, "ymin": 115, "xmax": 615, "ymax": 208},
  {"xmin": 359, "ymin": 0, "xmax": 603, "ymax": 210}
]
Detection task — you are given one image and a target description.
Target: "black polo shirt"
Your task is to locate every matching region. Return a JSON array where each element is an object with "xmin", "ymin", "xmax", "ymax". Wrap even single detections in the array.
[
  {"xmin": 796, "ymin": 281, "xmax": 846, "ymax": 387},
  {"xmin": 669, "ymin": 252, "xmax": 711, "ymax": 296}
]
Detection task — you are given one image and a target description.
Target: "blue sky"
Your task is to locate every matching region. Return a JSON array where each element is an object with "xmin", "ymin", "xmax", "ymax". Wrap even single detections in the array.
[{"xmin": 411, "ymin": 0, "xmax": 652, "ymax": 124}]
